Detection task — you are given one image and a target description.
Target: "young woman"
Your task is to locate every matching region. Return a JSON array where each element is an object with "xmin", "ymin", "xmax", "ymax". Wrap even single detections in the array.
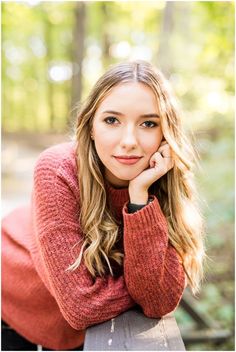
[{"xmin": 2, "ymin": 60, "xmax": 205, "ymax": 351}]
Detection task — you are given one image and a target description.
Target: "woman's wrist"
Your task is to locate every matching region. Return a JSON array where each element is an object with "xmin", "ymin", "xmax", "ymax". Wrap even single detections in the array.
[{"xmin": 128, "ymin": 185, "xmax": 148, "ymax": 204}]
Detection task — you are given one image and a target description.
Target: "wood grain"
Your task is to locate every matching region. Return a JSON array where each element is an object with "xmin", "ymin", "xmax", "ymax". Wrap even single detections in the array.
[{"xmin": 84, "ymin": 308, "xmax": 185, "ymax": 351}]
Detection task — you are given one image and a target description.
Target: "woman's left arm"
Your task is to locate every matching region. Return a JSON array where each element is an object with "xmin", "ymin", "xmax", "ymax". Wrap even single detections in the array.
[{"xmin": 122, "ymin": 196, "xmax": 186, "ymax": 318}]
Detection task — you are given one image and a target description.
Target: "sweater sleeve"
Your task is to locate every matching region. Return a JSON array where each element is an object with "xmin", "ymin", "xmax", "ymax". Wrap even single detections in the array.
[
  {"xmin": 122, "ymin": 196, "xmax": 185, "ymax": 318},
  {"xmin": 31, "ymin": 149, "xmax": 135, "ymax": 331}
]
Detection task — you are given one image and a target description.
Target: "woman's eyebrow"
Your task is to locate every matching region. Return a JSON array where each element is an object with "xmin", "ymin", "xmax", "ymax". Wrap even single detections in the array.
[
  {"xmin": 101, "ymin": 110, "xmax": 160, "ymax": 118},
  {"xmin": 140, "ymin": 113, "xmax": 160, "ymax": 119}
]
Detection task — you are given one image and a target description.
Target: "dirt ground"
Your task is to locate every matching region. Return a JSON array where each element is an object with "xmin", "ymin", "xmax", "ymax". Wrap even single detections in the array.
[{"xmin": 2, "ymin": 132, "xmax": 71, "ymax": 217}]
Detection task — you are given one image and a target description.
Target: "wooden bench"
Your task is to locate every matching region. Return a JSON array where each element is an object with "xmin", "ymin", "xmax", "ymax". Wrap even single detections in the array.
[{"xmin": 84, "ymin": 308, "xmax": 185, "ymax": 351}]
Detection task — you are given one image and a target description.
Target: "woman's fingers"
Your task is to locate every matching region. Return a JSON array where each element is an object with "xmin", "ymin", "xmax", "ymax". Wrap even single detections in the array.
[
  {"xmin": 157, "ymin": 143, "xmax": 172, "ymax": 158},
  {"xmin": 149, "ymin": 144, "xmax": 174, "ymax": 173},
  {"xmin": 149, "ymin": 151, "xmax": 163, "ymax": 168}
]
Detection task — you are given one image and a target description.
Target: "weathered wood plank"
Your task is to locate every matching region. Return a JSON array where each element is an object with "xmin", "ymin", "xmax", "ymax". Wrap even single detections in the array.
[{"xmin": 84, "ymin": 308, "xmax": 186, "ymax": 351}]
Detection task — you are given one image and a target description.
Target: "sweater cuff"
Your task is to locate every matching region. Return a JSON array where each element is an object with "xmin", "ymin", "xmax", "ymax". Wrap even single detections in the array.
[
  {"xmin": 127, "ymin": 197, "xmax": 153, "ymax": 213},
  {"xmin": 123, "ymin": 195, "xmax": 167, "ymax": 234},
  {"xmin": 127, "ymin": 203, "xmax": 146, "ymax": 213}
]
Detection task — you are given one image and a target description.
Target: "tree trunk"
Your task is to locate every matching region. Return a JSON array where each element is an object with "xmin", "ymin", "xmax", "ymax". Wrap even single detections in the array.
[
  {"xmin": 44, "ymin": 15, "xmax": 55, "ymax": 131},
  {"xmin": 157, "ymin": 2, "xmax": 175, "ymax": 77},
  {"xmin": 71, "ymin": 2, "xmax": 86, "ymax": 114},
  {"xmin": 157, "ymin": 2, "xmax": 192, "ymax": 77},
  {"xmin": 101, "ymin": 2, "xmax": 110, "ymax": 69}
]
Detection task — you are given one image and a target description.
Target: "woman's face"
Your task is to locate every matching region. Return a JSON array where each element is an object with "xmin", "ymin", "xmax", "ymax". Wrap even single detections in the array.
[{"xmin": 91, "ymin": 82, "xmax": 163, "ymax": 188}]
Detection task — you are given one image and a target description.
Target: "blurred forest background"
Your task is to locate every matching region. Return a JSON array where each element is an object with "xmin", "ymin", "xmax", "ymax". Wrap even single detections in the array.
[{"xmin": 1, "ymin": 1, "xmax": 234, "ymax": 351}]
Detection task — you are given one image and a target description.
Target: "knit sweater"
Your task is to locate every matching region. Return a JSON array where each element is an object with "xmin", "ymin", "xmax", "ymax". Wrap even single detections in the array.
[{"xmin": 2, "ymin": 142, "xmax": 185, "ymax": 350}]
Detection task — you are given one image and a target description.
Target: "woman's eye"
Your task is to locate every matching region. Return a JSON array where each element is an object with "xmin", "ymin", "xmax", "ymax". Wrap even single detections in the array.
[
  {"xmin": 142, "ymin": 120, "xmax": 158, "ymax": 128},
  {"xmin": 104, "ymin": 117, "xmax": 119, "ymax": 125}
]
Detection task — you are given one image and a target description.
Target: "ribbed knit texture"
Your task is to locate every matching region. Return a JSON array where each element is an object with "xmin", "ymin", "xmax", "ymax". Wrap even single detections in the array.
[{"xmin": 2, "ymin": 142, "xmax": 185, "ymax": 350}]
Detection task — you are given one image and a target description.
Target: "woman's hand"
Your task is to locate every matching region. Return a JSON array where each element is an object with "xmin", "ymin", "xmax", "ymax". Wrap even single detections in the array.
[{"xmin": 128, "ymin": 142, "xmax": 174, "ymax": 204}]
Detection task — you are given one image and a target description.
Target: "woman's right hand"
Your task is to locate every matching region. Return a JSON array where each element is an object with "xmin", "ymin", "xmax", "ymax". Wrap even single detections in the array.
[{"xmin": 128, "ymin": 142, "xmax": 174, "ymax": 203}]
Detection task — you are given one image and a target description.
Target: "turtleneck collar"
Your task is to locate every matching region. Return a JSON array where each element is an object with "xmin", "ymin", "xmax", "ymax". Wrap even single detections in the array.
[{"xmin": 105, "ymin": 181, "xmax": 129, "ymax": 210}]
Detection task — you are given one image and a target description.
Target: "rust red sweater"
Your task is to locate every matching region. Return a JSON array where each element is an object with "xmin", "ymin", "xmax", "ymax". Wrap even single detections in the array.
[{"xmin": 2, "ymin": 142, "xmax": 185, "ymax": 350}]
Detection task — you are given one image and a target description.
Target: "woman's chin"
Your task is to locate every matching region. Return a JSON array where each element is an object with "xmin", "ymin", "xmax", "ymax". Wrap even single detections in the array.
[
  {"xmin": 111, "ymin": 172, "xmax": 140, "ymax": 184},
  {"xmin": 105, "ymin": 167, "xmax": 144, "ymax": 187}
]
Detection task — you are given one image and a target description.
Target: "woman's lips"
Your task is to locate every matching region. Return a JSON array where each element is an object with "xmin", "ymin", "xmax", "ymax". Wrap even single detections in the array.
[{"xmin": 114, "ymin": 156, "xmax": 142, "ymax": 165}]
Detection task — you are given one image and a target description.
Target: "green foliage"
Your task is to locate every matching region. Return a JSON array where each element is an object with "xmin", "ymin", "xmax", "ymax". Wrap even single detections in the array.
[
  {"xmin": 2, "ymin": 1, "xmax": 234, "ymax": 132},
  {"xmin": 175, "ymin": 130, "xmax": 235, "ymax": 350}
]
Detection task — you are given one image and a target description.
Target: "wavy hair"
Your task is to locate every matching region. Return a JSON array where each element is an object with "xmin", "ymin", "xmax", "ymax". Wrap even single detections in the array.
[{"xmin": 68, "ymin": 60, "xmax": 205, "ymax": 295}]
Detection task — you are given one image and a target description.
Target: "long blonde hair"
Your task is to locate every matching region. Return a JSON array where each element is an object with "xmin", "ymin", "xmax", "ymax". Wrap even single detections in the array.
[{"xmin": 69, "ymin": 60, "xmax": 205, "ymax": 295}]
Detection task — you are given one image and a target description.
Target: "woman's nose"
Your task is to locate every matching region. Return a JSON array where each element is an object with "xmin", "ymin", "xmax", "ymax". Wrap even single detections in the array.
[{"xmin": 119, "ymin": 128, "xmax": 138, "ymax": 149}]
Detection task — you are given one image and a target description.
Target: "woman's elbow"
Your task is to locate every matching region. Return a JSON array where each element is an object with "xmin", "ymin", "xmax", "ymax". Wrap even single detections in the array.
[
  {"xmin": 61, "ymin": 308, "xmax": 90, "ymax": 330},
  {"xmin": 143, "ymin": 302, "xmax": 177, "ymax": 318},
  {"xmin": 142, "ymin": 288, "xmax": 184, "ymax": 318}
]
